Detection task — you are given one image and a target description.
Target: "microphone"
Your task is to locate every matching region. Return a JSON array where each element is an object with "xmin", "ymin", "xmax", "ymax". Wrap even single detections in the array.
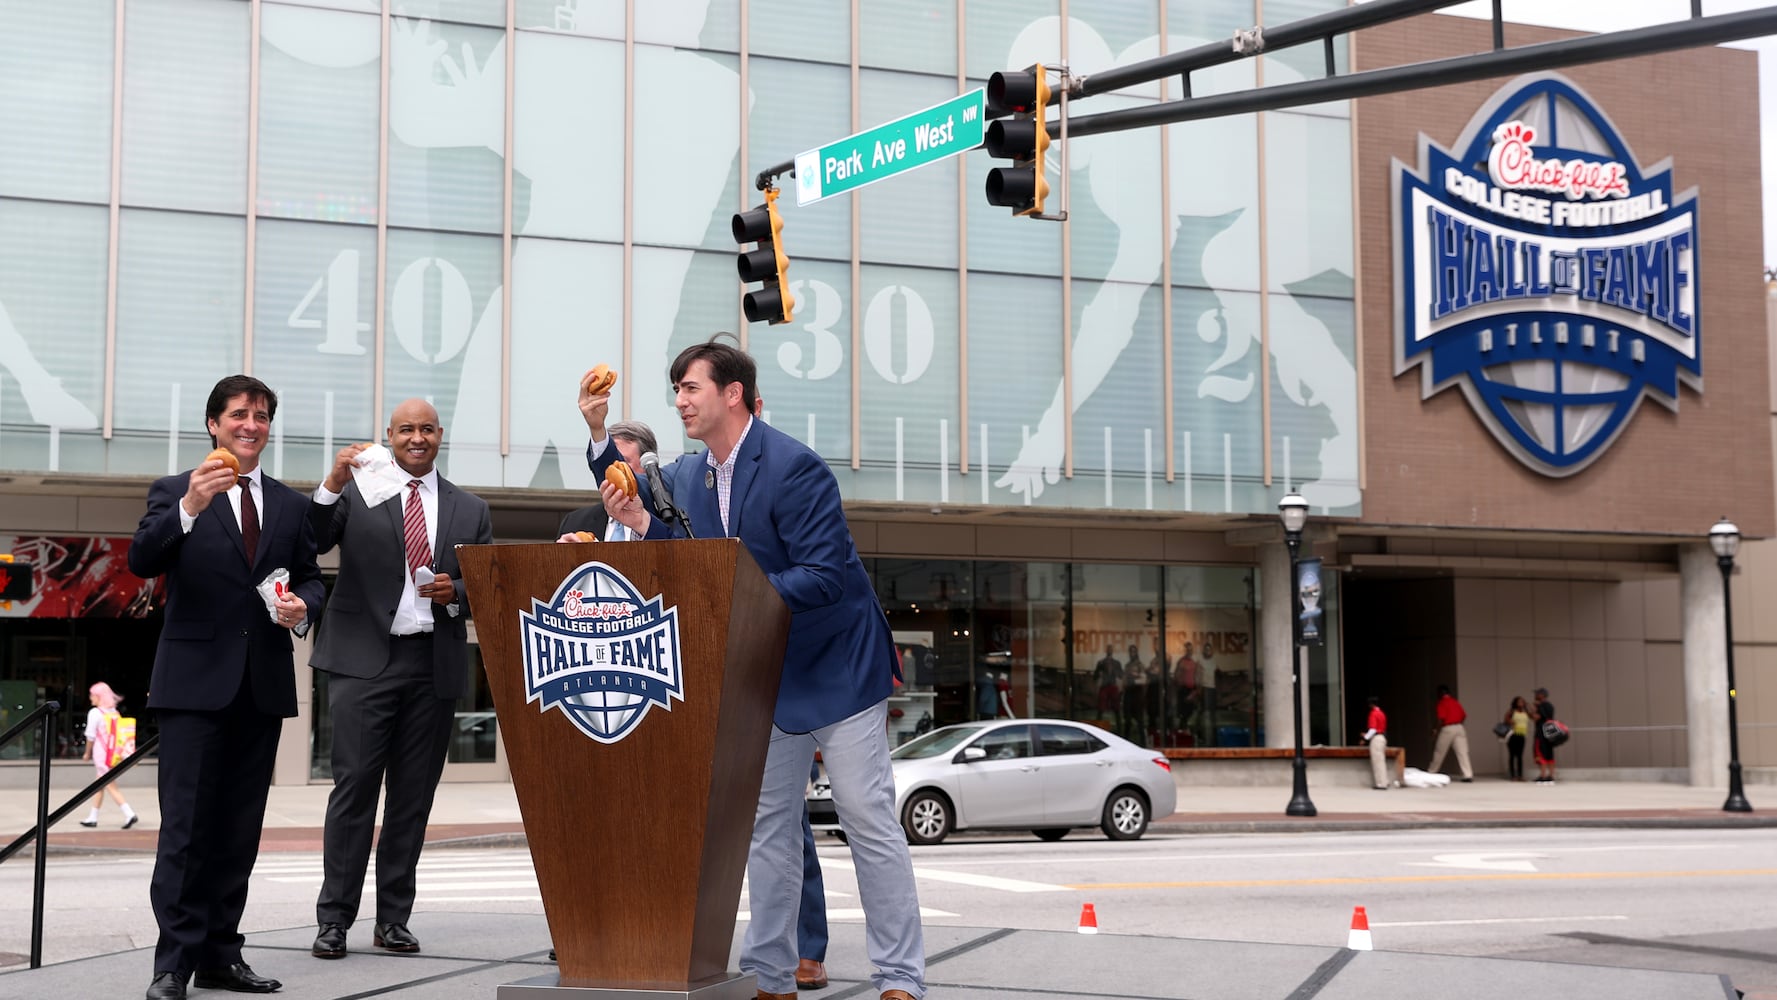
[{"xmin": 639, "ymin": 452, "xmax": 695, "ymax": 538}]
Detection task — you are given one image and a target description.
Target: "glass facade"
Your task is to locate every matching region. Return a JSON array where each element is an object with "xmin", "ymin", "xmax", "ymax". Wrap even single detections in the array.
[
  {"xmin": 871, "ymin": 559, "xmax": 1340, "ymax": 749},
  {"xmin": 0, "ymin": 0, "xmax": 1357, "ymax": 767},
  {"xmin": 0, "ymin": 0, "xmax": 1357, "ymax": 514}
]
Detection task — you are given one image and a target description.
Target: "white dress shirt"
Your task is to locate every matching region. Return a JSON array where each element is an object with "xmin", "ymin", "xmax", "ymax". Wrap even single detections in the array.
[{"xmin": 315, "ymin": 468, "xmax": 439, "ymax": 635}]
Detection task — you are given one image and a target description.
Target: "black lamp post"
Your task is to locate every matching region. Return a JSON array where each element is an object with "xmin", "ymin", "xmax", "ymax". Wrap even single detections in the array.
[
  {"xmin": 1710, "ymin": 518, "xmax": 1752, "ymax": 813},
  {"xmin": 1280, "ymin": 492, "xmax": 1316, "ymax": 817}
]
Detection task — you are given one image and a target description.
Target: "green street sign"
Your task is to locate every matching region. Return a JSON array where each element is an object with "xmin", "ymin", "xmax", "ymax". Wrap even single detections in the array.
[{"xmin": 793, "ymin": 89, "xmax": 986, "ymax": 207}]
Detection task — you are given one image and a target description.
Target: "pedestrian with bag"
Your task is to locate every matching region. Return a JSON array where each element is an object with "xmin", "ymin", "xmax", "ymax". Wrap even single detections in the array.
[
  {"xmin": 1500, "ymin": 695, "xmax": 1531, "ymax": 781},
  {"xmin": 1533, "ymin": 687, "xmax": 1560, "ymax": 784},
  {"xmin": 80, "ymin": 681, "xmax": 139, "ymax": 829}
]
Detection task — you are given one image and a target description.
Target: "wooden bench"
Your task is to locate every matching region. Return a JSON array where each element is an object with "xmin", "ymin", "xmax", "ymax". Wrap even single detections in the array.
[{"xmin": 1160, "ymin": 746, "xmax": 1404, "ymax": 787}]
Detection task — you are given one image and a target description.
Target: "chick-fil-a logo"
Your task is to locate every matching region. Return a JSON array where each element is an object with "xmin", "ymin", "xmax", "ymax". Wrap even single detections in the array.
[
  {"xmin": 1392, "ymin": 73, "xmax": 1702, "ymax": 477},
  {"xmin": 1487, "ymin": 121, "xmax": 1629, "ymax": 201}
]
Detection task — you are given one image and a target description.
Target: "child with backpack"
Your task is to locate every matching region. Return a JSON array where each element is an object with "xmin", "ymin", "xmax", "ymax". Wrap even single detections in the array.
[{"xmin": 81, "ymin": 682, "xmax": 139, "ymax": 829}]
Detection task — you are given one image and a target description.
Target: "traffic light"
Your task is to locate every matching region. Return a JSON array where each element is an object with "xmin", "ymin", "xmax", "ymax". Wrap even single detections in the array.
[
  {"xmin": 0, "ymin": 554, "xmax": 30, "ymax": 608},
  {"xmin": 732, "ymin": 186, "xmax": 794, "ymax": 325},
  {"xmin": 984, "ymin": 64, "xmax": 1050, "ymax": 217}
]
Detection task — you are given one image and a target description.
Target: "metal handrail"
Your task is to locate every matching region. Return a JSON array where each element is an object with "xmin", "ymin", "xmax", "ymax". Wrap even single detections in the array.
[
  {"xmin": 0, "ymin": 699, "xmax": 60, "ymax": 969},
  {"xmin": 0, "ymin": 734, "xmax": 160, "ymax": 867},
  {"xmin": 0, "ymin": 701, "xmax": 59, "ymax": 749}
]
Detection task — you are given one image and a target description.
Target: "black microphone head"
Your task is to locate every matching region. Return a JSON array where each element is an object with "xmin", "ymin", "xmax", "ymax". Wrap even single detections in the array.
[{"xmin": 640, "ymin": 451, "xmax": 661, "ymax": 474}]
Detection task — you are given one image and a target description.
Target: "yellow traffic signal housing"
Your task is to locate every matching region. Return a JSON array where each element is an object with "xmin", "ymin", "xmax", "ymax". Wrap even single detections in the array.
[
  {"xmin": 732, "ymin": 186, "xmax": 795, "ymax": 325},
  {"xmin": 0, "ymin": 553, "xmax": 28, "ymax": 609},
  {"xmin": 984, "ymin": 64, "xmax": 1051, "ymax": 217}
]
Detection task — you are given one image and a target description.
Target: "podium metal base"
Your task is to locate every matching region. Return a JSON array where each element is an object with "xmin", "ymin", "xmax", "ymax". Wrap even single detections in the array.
[{"xmin": 497, "ymin": 971, "xmax": 756, "ymax": 999}]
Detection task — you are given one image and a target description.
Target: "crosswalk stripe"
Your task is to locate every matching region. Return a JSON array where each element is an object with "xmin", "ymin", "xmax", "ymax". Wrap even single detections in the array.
[
  {"xmin": 737, "ymin": 907, "xmax": 958, "ymax": 920},
  {"xmin": 820, "ymin": 857, "xmax": 1066, "ymax": 893}
]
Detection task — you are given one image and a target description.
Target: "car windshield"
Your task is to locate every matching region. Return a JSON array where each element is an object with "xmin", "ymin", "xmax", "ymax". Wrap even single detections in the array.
[{"xmin": 890, "ymin": 724, "xmax": 985, "ymax": 759}]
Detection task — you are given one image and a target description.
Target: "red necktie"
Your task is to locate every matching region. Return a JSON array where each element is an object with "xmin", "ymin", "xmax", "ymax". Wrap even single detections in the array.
[
  {"xmin": 238, "ymin": 476, "xmax": 259, "ymax": 564},
  {"xmin": 403, "ymin": 480, "xmax": 432, "ymax": 573}
]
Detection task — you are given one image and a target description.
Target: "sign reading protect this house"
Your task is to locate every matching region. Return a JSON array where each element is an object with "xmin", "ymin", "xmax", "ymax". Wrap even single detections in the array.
[{"xmin": 1392, "ymin": 72, "xmax": 1700, "ymax": 476}]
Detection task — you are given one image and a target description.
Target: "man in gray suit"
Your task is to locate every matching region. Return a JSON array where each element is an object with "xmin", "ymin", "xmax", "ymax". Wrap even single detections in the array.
[{"xmin": 307, "ymin": 399, "xmax": 493, "ymax": 960}]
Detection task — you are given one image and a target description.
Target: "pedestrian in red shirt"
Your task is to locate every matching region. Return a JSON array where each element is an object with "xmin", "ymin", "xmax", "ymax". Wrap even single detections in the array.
[
  {"xmin": 1427, "ymin": 685, "xmax": 1474, "ymax": 782},
  {"xmin": 1362, "ymin": 696, "xmax": 1390, "ymax": 789}
]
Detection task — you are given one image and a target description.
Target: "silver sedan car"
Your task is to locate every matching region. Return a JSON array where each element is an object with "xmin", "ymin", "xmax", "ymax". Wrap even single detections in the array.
[{"xmin": 807, "ymin": 719, "xmax": 1178, "ymax": 845}]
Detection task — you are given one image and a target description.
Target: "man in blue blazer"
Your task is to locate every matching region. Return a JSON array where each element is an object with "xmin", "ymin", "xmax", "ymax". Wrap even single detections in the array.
[
  {"xmin": 307, "ymin": 399, "xmax": 493, "ymax": 960},
  {"xmin": 582, "ymin": 339, "xmax": 924, "ymax": 1000},
  {"xmin": 128, "ymin": 375, "xmax": 325, "ymax": 1000}
]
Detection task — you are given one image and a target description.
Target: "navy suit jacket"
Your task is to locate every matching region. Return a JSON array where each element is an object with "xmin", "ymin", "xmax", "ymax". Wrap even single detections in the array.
[
  {"xmin": 589, "ymin": 420, "xmax": 898, "ymax": 733},
  {"xmin": 128, "ymin": 470, "xmax": 326, "ymax": 718},
  {"xmin": 307, "ymin": 476, "xmax": 493, "ymax": 700}
]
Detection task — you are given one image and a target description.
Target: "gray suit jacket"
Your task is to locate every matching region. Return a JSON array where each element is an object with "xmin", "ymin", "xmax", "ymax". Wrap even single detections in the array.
[{"xmin": 308, "ymin": 475, "xmax": 493, "ymax": 699}]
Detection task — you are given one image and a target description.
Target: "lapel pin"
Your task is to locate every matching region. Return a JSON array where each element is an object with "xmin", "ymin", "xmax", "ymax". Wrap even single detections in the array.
[{"xmin": 705, "ymin": 469, "xmax": 715, "ymax": 490}]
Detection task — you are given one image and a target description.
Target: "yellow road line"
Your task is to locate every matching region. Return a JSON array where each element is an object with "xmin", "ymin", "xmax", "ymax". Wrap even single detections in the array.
[{"xmin": 1065, "ymin": 868, "xmax": 1777, "ymax": 890}]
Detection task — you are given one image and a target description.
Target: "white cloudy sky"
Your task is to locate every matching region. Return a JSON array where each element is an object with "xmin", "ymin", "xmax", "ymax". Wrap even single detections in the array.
[{"xmin": 1431, "ymin": 0, "xmax": 1776, "ymax": 267}]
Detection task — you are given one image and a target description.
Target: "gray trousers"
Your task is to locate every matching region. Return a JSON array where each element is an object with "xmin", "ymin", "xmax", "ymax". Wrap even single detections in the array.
[
  {"xmin": 741, "ymin": 700, "xmax": 924, "ymax": 997},
  {"xmin": 316, "ymin": 638, "xmax": 455, "ymax": 927}
]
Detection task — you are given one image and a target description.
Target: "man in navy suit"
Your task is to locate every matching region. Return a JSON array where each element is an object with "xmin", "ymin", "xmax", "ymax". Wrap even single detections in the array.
[
  {"xmin": 582, "ymin": 339, "xmax": 924, "ymax": 1000},
  {"xmin": 307, "ymin": 399, "xmax": 493, "ymax": 960},
  {"xmin": 128, "ymin": 375, "xmax": 325, "ymax": 1000}
]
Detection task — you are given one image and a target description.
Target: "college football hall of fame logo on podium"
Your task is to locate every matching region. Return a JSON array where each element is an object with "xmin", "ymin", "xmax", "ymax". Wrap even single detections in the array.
[
  {"xmin": 519, "ymin": 562, "xmax": 684, "ymax": 744},
  {"xmin": 1392, "ymin": 71, "xmax": 1701, "ymax": 475}
]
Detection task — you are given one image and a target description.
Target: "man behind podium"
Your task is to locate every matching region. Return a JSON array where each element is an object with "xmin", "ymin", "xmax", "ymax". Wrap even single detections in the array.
[
  {"xmin": 583, "ymin": 339, "xmax": 925, "ymax": 1000},
  {"xmin": 557, "ymin": 419, "xmax": 656, "ymax": 542},
  {"xmin": 128, "ymin": 375, "xmax": 325, "ymax": 1000},
  {"xmin": 307, "ymin": 399, "xmax": 493, "ymax": 960}
]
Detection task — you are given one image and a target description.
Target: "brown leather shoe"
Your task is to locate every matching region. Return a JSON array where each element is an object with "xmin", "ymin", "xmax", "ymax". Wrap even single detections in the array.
[
  {"xmin": 880, "ymin": 991, "xmax": 917, "ymax": 1000},
  {"xmin": 795, "ymin": 959, "xmax": 828, "ymax": 989},
  {"xmin": 756, "ymin": 991, "xmax": 797, "ymax": 1000}
]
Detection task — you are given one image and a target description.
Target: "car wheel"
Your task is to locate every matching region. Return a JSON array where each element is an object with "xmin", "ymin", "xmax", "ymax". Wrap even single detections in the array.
[
  {"xmin": 902, "ymin": 790, "xmax": 952, "ymax": 845},
  {"xmin": 1101, "ymin": 787, "xmax": 1149, "ymax": 840},
  {"xmin": 1032, "ymin": 828, "xmax": 1069, "ymax": 842}
]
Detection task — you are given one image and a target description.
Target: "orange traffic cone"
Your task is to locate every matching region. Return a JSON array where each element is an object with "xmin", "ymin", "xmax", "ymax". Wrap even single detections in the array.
[
  {"xmin": 1077, "ymin": 902, "xmax": 1098, "ymax": 935},
  {"xmin": 1346, "ymin": 906, "xmax": 1372, "ymax": 951}
]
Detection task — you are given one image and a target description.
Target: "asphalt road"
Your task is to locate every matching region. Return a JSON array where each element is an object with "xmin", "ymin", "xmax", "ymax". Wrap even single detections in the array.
[{"xmin": 3, "ymin": 827, "xmax": 1774, "ymax": 996}]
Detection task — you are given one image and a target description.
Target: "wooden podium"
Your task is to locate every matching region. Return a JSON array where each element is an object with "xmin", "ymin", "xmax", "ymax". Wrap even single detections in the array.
[{"xmin": 458, "ymin": 540, "xmax": 790, "ymax": 999}]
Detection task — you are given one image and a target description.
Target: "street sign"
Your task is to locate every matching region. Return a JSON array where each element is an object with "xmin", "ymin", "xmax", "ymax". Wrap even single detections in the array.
[{"xmin": 793, "ymin": 88, "xmax": 986, "ymax": 207}]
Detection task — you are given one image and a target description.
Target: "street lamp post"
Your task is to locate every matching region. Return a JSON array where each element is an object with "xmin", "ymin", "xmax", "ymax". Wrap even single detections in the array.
[
  {"xmin": 1280, "ymin": 492, "xmax": 1316, "ymax": 817},
  {"xmin": 1709, "ymin": 518, "xmax": 1753, "ymax": 813}
]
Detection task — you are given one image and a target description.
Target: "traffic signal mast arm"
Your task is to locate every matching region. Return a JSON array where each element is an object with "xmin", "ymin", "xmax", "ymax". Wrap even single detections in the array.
[
  {"xmin": 1061, "ymin": 2, "xmax": 1777, "ymax": 139},
  {"xmin": 747, "ymin": 0, "xmax": 1777, "ymax": 198}
]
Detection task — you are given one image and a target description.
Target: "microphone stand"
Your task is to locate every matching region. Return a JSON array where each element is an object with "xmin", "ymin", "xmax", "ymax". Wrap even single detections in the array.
[
  {"xmin": 653, "ymin": 494, "xmax": 696, "ymax": 539},
  {"xmin": 640, "ymin": 453, "xmax": 696, "ymax": 539}
]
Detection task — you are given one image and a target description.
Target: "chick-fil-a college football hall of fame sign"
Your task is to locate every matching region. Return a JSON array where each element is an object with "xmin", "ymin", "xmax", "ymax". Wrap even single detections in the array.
[
  {"xmin": 1393, "ymin": 72, "xmax": 1700, "ymax": 476},
  {"xmin": 520, "ymin": 562, "xmax": 684, "ymax": 744}
]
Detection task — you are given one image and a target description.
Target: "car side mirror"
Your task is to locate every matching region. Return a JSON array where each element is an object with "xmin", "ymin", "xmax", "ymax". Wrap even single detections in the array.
[{"xmin": 959, "ymin": 746, "xmax": 987, "ymax": 762}]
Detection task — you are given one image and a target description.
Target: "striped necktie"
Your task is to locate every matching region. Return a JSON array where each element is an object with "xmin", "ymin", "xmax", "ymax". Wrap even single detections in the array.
[{"xmin": 403, "ymin": 480, "xmax": 432, "ymax": 573}]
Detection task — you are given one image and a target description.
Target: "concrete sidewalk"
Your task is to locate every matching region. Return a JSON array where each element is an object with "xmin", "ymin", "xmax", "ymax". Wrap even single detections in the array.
[
  {"xmin": 5, "ymin": 772, "xmax": 1775, "ymax": 855},
  {"xmin": 2, "ymin": 774, "xmax": 1769, "ymax": 999},
  {"xmin": 0, "ymin": 913, "xmax": 1745, "ymax": 1000}
]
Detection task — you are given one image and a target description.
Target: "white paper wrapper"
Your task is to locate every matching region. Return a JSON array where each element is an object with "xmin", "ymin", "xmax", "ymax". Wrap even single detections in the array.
[
  {"xmin": 257, "ymin": 568, "xmax": 292, "ymax": 624},
  {"xmin": 348, "ymin": 443, "xmax": 407, "ymax": 508}
]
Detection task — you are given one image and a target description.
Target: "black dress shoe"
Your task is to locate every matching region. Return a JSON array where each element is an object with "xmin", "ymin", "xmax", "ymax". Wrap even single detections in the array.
[
  {"xmin": 312, "ymin": 922, "xmax": 348, "ymax": 959},
  {"xmin": 193, "ymin": 962, "xmax": 281, "ymax": 993},
  {"xmin": 146, "ymin": 971, "xmax": 188, "ymax": 999},
  {"xmin": 373, "ymin": 922, "xmax": 420, "ymax": 953}
]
